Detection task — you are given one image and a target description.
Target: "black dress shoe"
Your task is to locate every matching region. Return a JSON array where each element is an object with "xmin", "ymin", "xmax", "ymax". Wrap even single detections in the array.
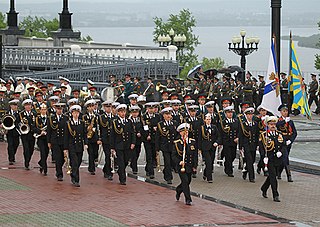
[
  {"xmin": 90, "ymin": 172, "xmax": 95, "ymax": 175},
  {"xmin": 71, "ymin": 178, "xmax": 76, "ymax": 185},
  {"xmin": 107, "ymin": 176, "xmax": 113, "ymax": 181},
  {"xmin": 43, "ymin": 172, "xmax": 47, "ymax": 176},
  {"xmin": 146, "ymin": 172, "xmax": 150, "ymax": 177},
  {"xmin": 273, "ymin": 196, "xmax": 281, "ymax": 202},
  {"xmin": 242, "ymin": 172, "xmax": 247, "ymax": 180},
  {"xmin": 9, "ymin": 162, "xmax": 14, "ymax": 165},
  {"xmin": 185, "ymin": 200, "xmax": 192, "ymax": 206},
  {"xmin": 103, "ymin": 173, "xmax": 108, "ymax": 178},
  {"xmin": 249, "ymin": 179, "xmax": 255, "ymax": 183},
  {"xmin": 176, "ymin": 192, "xmax": 180, "ymax": 201},
  {"xmin": 39, "ymin": 167, "xmax": 43, "ymax": 174},
  {"xmin": 277, "ymin": 175, "xmax": 282, "ymax": 180},
  {"xmin": 150, "ymin": 175, "xmax": 155, "ymax": 179},
  {"xmin": 167, "ymin": 180, "xmax": 172, "ymax": 184},
  {"xmin": 25, "ymin": 166, "xmax": 30, "ymax": 171},
  {"xmin": 120, "ymin": 182, "xmax": 126, "ymax": 185},
  {"xmin": 257, "ymin": 168, "xmax": 261, "ymax": 174},
  {"xmin": 57, "ymin": 177, "xmax": 63, "ymax": 181},
  {"xmin": 133, "ymin": 171, "xmax": 138, "ymax": 175},
  {"xmin": 261, "ymin": 190, "xmax": 268, "ymax": 198},
  {"xmin": 203, "ymin": 176, "xmax": 207, "ymax": 181},
  {"xmin": 287, "ymin": 176, "xmax": 293, "ymax": 182},
  {"xmin": 227, "ymin": 174, "xmax": 234, "ymax": 177},
  {"xmin": 208, "ymin": 180, "xmax": 213, "ymax": 183},
  {"xmin": 192, "ymin": 173, "xmax": 197, "ymax": 178},
  {"xmin": 74, "ymin": 182, "xmax": 80, "ymax": 187}
]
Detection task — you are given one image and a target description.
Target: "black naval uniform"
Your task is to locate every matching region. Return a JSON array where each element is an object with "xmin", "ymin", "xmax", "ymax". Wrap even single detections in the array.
[
  {"xmin": 142, "ymin": 112, "xmax": 160, "ymax": 177},
  {"xmin": 173, "ymin": 137, "xmax": 197, "ymax": 204},
  {"xmin": 33, "ymin": 114, "xmax": 49, "ymax": 175},
  {"xmin": 276, "ymin": 116, "xmax": 297, "ymax": 181},
  {"xmin": 260, "ymin": 130, "xmax": 285, "ymax": 201},
  {"xmin": 110, "ymin": 116, "xmax": 136, "ymax": 184},
  {"xmin": 218, "ymin": 116, "xmax": 239, "ymax": 176},
  {"xmin": 99, "ymin": 112, "xmax": 114, "ymax": 179},
  {"xmin": 83, "ymin": 112, "xmax": 99, "ymax": 174},
  {"xmin": 18, "ymin": 110, "xmax": 36, "ymax": 169},
  {"xmin": 6, "ymin": 109, "xmax": 20, "ymax": 164},
  {"xmin": 47, "ymin": 113, "xmax": 68, "ymax": 179},
  {"xmin": 155, "ymin": 120, "xmax": 177, "ymax": 183},
  {"xmin": 198, "ymin": 123, "xmax": 220, "ymax": 182},
  {"xmin": 64, "ymin": 118, "xmax": 88, "ymax": 185},
  {"xmin": 129, "ymin": 116, "xmax": 144, "ymax": 174},
  {"xmin": 238, "ymin": 117, "xmax": 259, "ymax": 182}
]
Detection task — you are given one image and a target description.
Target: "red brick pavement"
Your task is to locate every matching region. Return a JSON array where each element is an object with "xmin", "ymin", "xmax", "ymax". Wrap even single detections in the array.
[{"xmin": 0, "ymin": 143, "xmax": 293, "ymax": 226}]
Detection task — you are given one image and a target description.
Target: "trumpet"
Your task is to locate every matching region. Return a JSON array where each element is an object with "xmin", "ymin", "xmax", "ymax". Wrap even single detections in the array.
[
  {"xmin": 110, "ymin": 150, "xmax": 117, "ymax": 174},
  {"xmin": 33, "ymin": 126, "xmax": 47, "ymax": 139},
  {"xmin": 64, "ymin": 152, "xmax": 72, "ymax": 175}
]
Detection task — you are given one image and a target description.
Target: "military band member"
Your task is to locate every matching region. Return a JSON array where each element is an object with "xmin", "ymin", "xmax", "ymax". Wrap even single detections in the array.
[
  {"xmin": 33, "ymin": 91, "xmax": 45, "ymax": 115},
  {"xmin": 218, "ymin": 106, "xmax": 239, "ymax": 177},
  {"xmin": 145, "ymin": 77, "xmax": 155, "ymax": 102},
  {"xmin": 71, "ymin": 89, "xmax": 84, "ymax": 107},
  {"xmin": 110, "ymin": 104, "xmax": 136, "ymax": 185},
  {"xmin": 276, "ymin": 104, "xmax": 297, "ymax": 182},
  {"xmin": 198, "ymin": 113, "xmax": 220, "ymax": 183},
  {"xmin": 234, "ymin": 79, "xmax": 244, "ymax": 113},
  {"xmin": 133, "ymin": 77, "xmax": 142, "ymax": 95},
  {"xmin": 99, "ymin": 100, "xmax": 115, "ymax": 180},
  {"xmin": 155, "ymin": 107, "xmax": 177, "ymax": 184},
  {"xmin": 59, "ymin": 86, "xmax": 70, "ymax": 104},
  {"xmin": 239, "ymin": 107, "xmax": 259, "ymax": 183},
  {"xmin": 260, "ymin": 116, "xmax": 285, "ymax": 202},
  {"xmin": 5, "ymin": 100, "xmax": 20, "ymax": 164},
  {"xmin": 197, "ymin": 94, "xmax": 207, "ymax": 117},
  {"xmin": 47, "ymin": 103, "xmax": 67, "ymax": 181},
  {"xmin": 5, "ymin": 82, "xmax": 14, "ymax": 99},
  {"xmin": 15, "ymin": 77, "xmax": 25, "ymax": 93},
  {"xmin": 64, "ymin": 105, "xmax": 88, "ymax": 187},
  {"xmin": 33, "ymin": 103, "xmax": 49, "ymax": 176},
  {"xmin": 24, "ymin": 87, "xmax": 36, "ymax": 101},
  {"xmin": 128, "ymin": 106, "xmax": 143, "ymax": 174},
  {"xmin": 0, "ymin": 87, "xmax": 9, "ymax": 126},
  {"xmin": 47, "ymin": 96, "xmax": 60, "ymax": 115},
  {"xmin": 18, "ymin": 99, "xmax": 36, "ymax": 170},
  {"xmin": 173, "ymin": 123, "xmax": 197, "ymax": 205},
  {"xmin": 204, "ymin": 101, "xmax": 217, "ymax": 124},
  {"xmin": 85, "ymin": 86, "xmax": 100, "ymax": 102},
  {"xmin": 160, "ymin": 91, "xmax": 170, "ymax": 102},
  {"xmin": 83, "ymin": 99, "xmax": 100, "ymax": 175},
  {"xmin": 111, "ymin": 102, "xmax": 120, "ymax": 116},
  {"xmin": 308, "ymin": 73, "xmax": 318, "ymax": 109},
  {"xmin": 256, "ymin": 105, "xmax": 269, "ymax": 176},
  {"xmin": 128, "ymin": 94, "xmax": 139, "ymax": 109},
  {"xmin": 171, "ymin": 100, "xmax": 184, "ymax": 126}
]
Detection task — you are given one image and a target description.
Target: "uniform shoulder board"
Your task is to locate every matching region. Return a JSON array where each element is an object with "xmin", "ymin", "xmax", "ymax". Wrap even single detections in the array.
[{"xmin": 237, "ymin": 113, "xmax": 243, "ymax": 117}]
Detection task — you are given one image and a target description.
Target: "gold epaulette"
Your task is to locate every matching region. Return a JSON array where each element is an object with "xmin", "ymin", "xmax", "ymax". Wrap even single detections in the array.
[{"xmin": 174, "ymin": 139, "xmax": 182, "ymax": 143}]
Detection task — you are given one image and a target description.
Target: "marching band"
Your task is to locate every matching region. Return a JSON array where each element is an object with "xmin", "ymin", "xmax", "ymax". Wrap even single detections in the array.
[{"xmin": 0, "ymin": 70, "xmax": 311, "ymax": 205}]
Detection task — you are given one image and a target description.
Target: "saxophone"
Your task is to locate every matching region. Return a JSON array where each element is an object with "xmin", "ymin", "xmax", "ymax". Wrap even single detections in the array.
[{"xmin": 87, "ymin": 115, "xmax": 96, "ymax": 139}]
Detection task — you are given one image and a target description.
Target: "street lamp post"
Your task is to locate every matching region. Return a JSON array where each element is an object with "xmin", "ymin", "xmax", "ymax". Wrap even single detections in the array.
[
  {"xmin": 157, "ymin": 29, "xmax": 187, "ymax": 52},
  {"xmin": 228, "ymin": 30, "xmax": 260, "ymax": 71}
]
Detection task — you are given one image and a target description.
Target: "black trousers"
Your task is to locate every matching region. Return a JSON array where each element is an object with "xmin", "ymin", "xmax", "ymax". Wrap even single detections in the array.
[
  {"xmin": 144, "ymin": 141, "xmax": 155, "ymax": 176},
  {"xmin": 308, "ymin": 95, "xmax": 318, "ymax": 108},
  {"xmin": 162, "ymin": 151, "xmax": 173, "ymax": 181},
  {"xmin": 261, "ymin": 162, "xmax": 279, "ymax": 198},
  {"xmin": 21, "ymin": 135, "xmax": 35, "ymax": 168},
  {"xmin": 257, "ymin": 146, "xmax": 265, "ymax": 171},
  {"xmin": 116, "ymin": 148, "xmax": 131, "ymax": 183},
  {"xmin": 88, "ymin": 142, "xmax": 98, "ymax": 173},
  {"xmin": 223, "ymin": 145, "xmax": 237, "ymax": 175},
  {"xmin": 244, "ymin": 147, "xmax": 256, "ymax": 180},
  {"xmin": 130, "ymin": 144, "xmax": 141, "ymax": 173},
  {"xmin": 102, "ymin": 143, "xmax": 112, "ymax": 176},
  {"xmin": 176, "ymin": 171, "xmax": 192, "ymax": 202},
  {"xmin": 37, "ymin": 137, "xmax": 49, "ymax": 173},
  {"xmin": 278, "ymin": 145, "xmax": 291, "ymax": 176},
  {"xmin": 203, "ymin": 148, "xmax": 216, "ymax": 181},
  {"xmin": 7, "ymin": 134, "xmax": 20, "ymax": 162},
  {"xmin": 52, "ymin": 143, "xmax": 64, "ymax": 178},
  {"xmin": 69, "ymin": 151, "xmax": 83, "ymax": 183}
]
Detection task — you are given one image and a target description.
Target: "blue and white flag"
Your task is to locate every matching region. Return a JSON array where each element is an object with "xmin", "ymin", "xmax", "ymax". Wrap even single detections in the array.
[{"xmin": 261, "ymin": 38, "xmax": 282, "ymax": 116}]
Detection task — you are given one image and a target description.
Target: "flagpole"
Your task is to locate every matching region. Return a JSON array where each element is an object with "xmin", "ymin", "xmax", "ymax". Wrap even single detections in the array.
[{"xmin": 288, "ymin": 31, "xmax": 293, "ymax": 113}]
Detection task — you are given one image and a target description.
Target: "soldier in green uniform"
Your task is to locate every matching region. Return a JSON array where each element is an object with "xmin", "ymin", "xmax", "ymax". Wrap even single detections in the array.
[
  {"xmin": 280, "ymin": 72, "xmax": 289, "ymax": 105},
  {"xmin": 133, "ymin": 77, "xmax": 142, "ymax": 95},
  {"xmin": 308, "ymin": 73, "xmax": 318, "ymax": 111}
]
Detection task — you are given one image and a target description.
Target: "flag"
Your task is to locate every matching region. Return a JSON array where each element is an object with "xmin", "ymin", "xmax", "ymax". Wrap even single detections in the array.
[
  {"xmin": 261, "ymin": 38, "xmax": 282, "ymax": 116},
  {"xmin": 290, "ymin": 39, "xmax": 312, "ymax": 120}
]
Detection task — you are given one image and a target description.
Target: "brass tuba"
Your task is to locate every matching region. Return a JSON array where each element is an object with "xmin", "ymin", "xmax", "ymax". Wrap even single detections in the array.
[
  {"xmin": 0, "ymin": 114, "xmax": 16, "ymax": 134},
  {"xmin": 18, "ymin": 123, "xmax": 30, "ymax": 135}
]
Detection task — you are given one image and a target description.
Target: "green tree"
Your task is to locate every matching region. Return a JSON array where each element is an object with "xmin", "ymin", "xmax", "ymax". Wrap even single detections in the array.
[
  {"xmin": 179, "ymin": 57, "xmax": 225, "ymax": 78},
  {"xmin": 19, "ymin": 16, "xmax": 59, "ymax": 38},
  {"xmin": 153, "ymin": 9, "xmax": 200, "ymax": 67},
  {"xmin": 315, "ymin": 21, "xmax": 320, "ymax": 70},
  {"xmin": 0, "ymin": 12, "xmax": 6, "ymax": 29}
]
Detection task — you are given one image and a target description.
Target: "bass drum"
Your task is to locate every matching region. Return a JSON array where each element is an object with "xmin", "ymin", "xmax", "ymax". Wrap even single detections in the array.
[{"xmin": 101, "ymin": 87, "xmax": 115, "ymax": 102}]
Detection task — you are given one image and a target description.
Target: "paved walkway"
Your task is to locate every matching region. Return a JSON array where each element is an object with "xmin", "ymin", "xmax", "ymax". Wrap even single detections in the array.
[{"xmin": 0, "ymin": 143, "xmax": 294, "ymax": 227}]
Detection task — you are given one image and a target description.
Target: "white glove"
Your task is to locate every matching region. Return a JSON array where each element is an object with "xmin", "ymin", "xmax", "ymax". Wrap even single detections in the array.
[
  {"xmin": 285, "ymin": 117, "xmax": 290, "ymax": 122},
  {"xmin": 286, "ymin": 140, "xmax": 292, "ymax": 146},
  {"xmin": 213, "ymin": 142, "xmax": 218, "ymax": 147},
  {"xmin": 263, "ymin": 157, "xmax": 268, "ymax": 164},
  {"xmin": 276, "ymin": 151, "xmax": 282, "ymax": 158},
  {"xmin": 261, "ymin": 116, "xmax": 266, "ymax": 121}
]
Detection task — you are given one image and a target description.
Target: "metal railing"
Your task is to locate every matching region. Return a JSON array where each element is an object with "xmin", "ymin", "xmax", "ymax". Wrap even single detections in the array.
[
  {"xmin": 15, "ymin": 61, "xmax": 179, "ymax": 82},
  {"xmin": 2, "ymin": 47, "xmax": 177, "ymax": 71}
]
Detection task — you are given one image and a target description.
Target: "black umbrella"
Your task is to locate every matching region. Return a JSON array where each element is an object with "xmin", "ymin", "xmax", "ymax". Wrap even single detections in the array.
[
  {"xmin": 187, "ymin": 64, "xmax": 202, "ymax": 79},
  {"xmin": 227, "ymin": 65, "xmax": 244, "ymax": 73},
  {"xmin": 204, "ymin": 69, "xmax": 218, "ymax": 78}
]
